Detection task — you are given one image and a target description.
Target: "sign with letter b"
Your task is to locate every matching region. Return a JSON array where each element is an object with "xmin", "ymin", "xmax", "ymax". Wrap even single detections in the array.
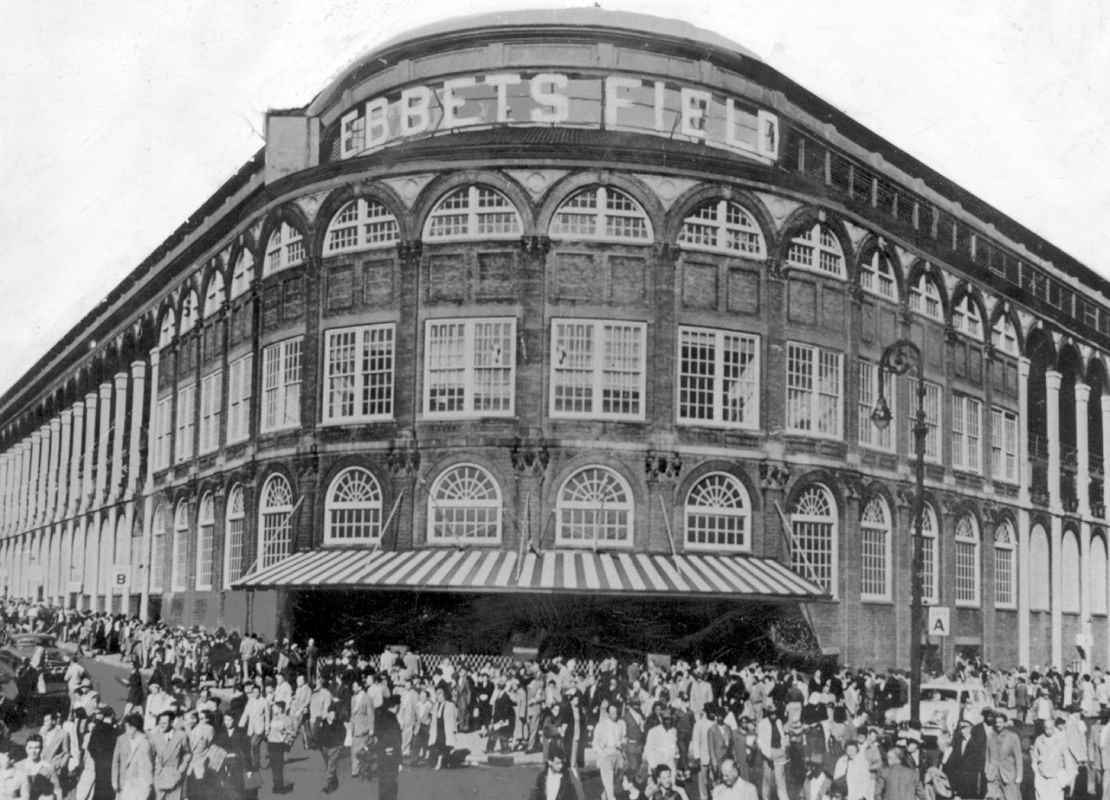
[{"xmin": 111, "ymin": 565, "xmax": 131, "ymax": 593}]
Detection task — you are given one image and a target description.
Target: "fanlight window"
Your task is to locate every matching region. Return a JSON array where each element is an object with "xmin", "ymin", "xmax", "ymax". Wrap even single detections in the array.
[
  {"xmin": 197, "ymin": 492, "xmax": 215, "ymax": 590},
  {"xmin": 860, "ymin": 250, "xmax": 898, "ymax": 300},
  {"xmin": 954, "ymin": 514, "xmax": 981, "ymax": 606},
  {"xmin": 204, "ymin": 271, "xmax": 225, "ymax": 316},
  {"xmin": 224, "ymin": 484, "xmax": 245, "ymax": 588},
  {"xmin": 259, "ymin": 474, "xmax": 294, "ymax": 569},
  {"xmin": 909, "ymin": 272, "xmax": 944, "ymax": 321},
  {"xmin": 326, "ymin": 467, "xmax": 383, "ymax": 543},
  {"xmin": 264, "ymin": 222, "xmax": 305, "ymax": 276},
  {"xmin": 860, "ymin": 497, "xmax": 892, "ymax": 600},
  {"xmin": 952, "ymin": 295, "xmax": 984, "ymax": 340},
  {"xmin": 993, "ymin": 521, "xmax": 1016, "ymax": 608},
  {"xmin": 790, "ymin": 485, "xmax": 838, "ymax": 594},
  {"xmin": 427, "ymin": 464, "xmax": 502, "ymax": 544},
  {"xmin": 230, "ymin": 251, "xmax": 254, "ymax": 300},
  {"xmin": 786, "ymin": 223, "xmax": 844, "ymax": 278},
  {"xmin": 678, "ymin": 200, "xmax": 765, "ymax": 258},
  {"xmin": 992, "ymin": 314, "xmax": 1018, "ymax": 356},
  {"xmin": 684, "ymin": 472, "xmax": 750, "ymax": 551},
  {"xmin": 920, "ymin": 504, "xmax": 940, "ymax": 604},
  {"xmin": 324, "ymin": 199, "xmax": 400, "ymax": 254},
  {"xmin": 424, "ymin": 185, "xmax": 522, "ymax": 241},
  {"xmin": 150, "ymin": 505, "xmax": 167, "ymax": 591},
  {"xmin": 550, "ymin": 186, "xmax": 652, "ymax": 243},
  {"xmin": 172, "ymin": 500, "xmax": 190, "ymax": 591},
  {"xmin": 556, "ymin": 466, "xmax": 633, "ymax": 546}
]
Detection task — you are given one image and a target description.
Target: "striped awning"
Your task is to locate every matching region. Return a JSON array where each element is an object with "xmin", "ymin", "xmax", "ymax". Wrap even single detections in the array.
[{"xmin": 233, "ymin": 548, "xmax": 828, "ymax": 601}]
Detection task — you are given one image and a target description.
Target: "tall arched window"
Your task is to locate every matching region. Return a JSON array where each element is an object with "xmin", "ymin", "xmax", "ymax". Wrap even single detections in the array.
[
  {"xmin": 992, "ymin": 314, "xmax": 1018, "ymax": 356},
  {"xmin": 325, "ymin": 467, "xmax": 383, "ymax": 543},
  {"xmin": 954, "ymin": 514, "xmax": 981, "ymax": 606},
  {"xmin": 556, "ymin": 466, "xmax": 633, "ymax": 547},
  {"xmin": 678, "ymin": 200, "xmax": 765, "ymax": 258},
  {"xmin": 993, "ymin": 520, "xmax": 1016, "ymax": 608},
  {"xmin": 229, "ymin": 251, "xmax": 254, "ymax": 300},
  {"xmin": 172, "ymin": 500, "xmax": 190, "ymax": 592},
  {"xmin": 204, "ymin": 271, "xmax": 225, "ymax": 317},
  {"xmin": 859, "ymin": 250, "xmax": 898, "ymax": 301},
  {"xmin": 150, "ymin": 505, "xmax": 166, "ymax": 592},
  {"xmin": 258, "ymin": 474, "xmax": 294, "ymax": 569},
  {"xmin": 952, "ymin": 295, "xmax": 984, "ymax": 341},
  {"xmin": 785, "ymin": 223, "xmax": 844, "ymax": 278},
  {"xmin": 324, "ymin": 198, "xmax": 400, "ymax": 255},
  {"xmin": 1091, "ymin": 533, "xmax": 1108, "ymax": 615},
  {"xmin": 550, "ymin": 186, "xmax": 652, "ymax": 243},
  {"xmin": 224, "ymin": 484, "xmax": 245, "ymax": 588},
  {"xmin": 196, "ymin": 492, "xmax": 215, "ymax": 591},
  {"xmin": 1062, "ymin": 530, "xmax": 1081, "ymax": 613},
  {"xmin": 424, "ymin": 185, "xmax": 522, "ymax": 241},
  {"xmin": 179, "ymin": 291, "xmax": 199, "ymax": 336},
  {"xmin": 159, "ymin": 308, "xmax": 177, "ymax": 349},
  {"xmin": 908, "ymin": 272, "xmax": 944, "ymax": 322},
  {"xmin": 920, "ymin": 504, "xmax": 939, "ymax": 604},
  {"xmin": 790, "ymin": 485, "xmax": 838, "ymax": 594},
  {"xmin": 264, "ymin": 222, "xmax": 305, "ymax": 276},
  {"xmin": 684, "ymin": 472, "xmax": 751, "ymax": 551},
  {"xmin": 860, "ymin": 497, "xmax": 892, "ymax": 601},
  {"xmin": 1030, "ymin": 524, "xmax": 1050, "ymax": 611},
  {"xmin": 427, "ymin": 464, "xmax": 502, "ymax": 544}
]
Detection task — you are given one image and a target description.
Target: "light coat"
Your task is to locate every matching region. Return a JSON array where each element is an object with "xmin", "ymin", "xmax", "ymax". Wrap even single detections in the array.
[
  {"xmin": 111, "ymin": 731, "xmax": 155, "ymax": 800},
  {"xmin": 151, "ymin": 728, "xmax": 192, "ymax": 800}
]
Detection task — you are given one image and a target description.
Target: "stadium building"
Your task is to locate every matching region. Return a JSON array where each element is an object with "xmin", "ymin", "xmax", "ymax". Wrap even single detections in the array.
[{"xmin": 0, "ymin": 9, "xmax": 1102, "ymax": 669}]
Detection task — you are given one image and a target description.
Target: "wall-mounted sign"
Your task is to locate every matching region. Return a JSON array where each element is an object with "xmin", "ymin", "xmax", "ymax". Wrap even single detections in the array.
[
  {"xmin": 928, "ymin": 606, "xmax": 951, "ymax": 637},
  {"xmin": 338, "ymin": 71, "xmax": 778, "ymax": 163},
  {"xmin": 111, "ymin": 565, "xmax": 131, "ymax": 593}
]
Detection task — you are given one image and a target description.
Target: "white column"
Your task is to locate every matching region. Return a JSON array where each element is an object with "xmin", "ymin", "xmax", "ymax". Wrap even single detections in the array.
[
  {"xmin": 57, "ymin": 411, "xmax": 73, "ymax": 521},
  {"xmin": 1076, "ymin": 382, "xmax": 1091, "ymax": 515},
  {"xmin": 1018, "ymin": 508, "xmax": 1031, "ymax": 666},
  {"xmin": 127, "ymin": 360, "xmax": 146, "ymax": 500},
  {"xmin": 46, "ymin": 418, "xmax": 61, "ymax": 523},
  {"xmin": 110, "ymin": 373, "xmax": 128, "ymax": 503},
  {"xmin": 95, "ymin": 382, "xmax": 112, "ymax": 509},
  {"xmin": 1081, "ymin": 521, "xmax": 1092, "ymax": 673},
  {"xmin": 19, "ymin": 440, "xmax": 32, "ymax": 532},
  {"xmin": 1046, "ymin": 370, "xmax": 1063, "ymax": 511},
  {"xmin": 35, "ymin": 425, "xmax": 50, "ymax": 527},
  {"xmin": 1051, "ymin": 517, "xmax": 1064, "ymax": 667},
  {"xmin": 139, "ymin": 493, "xmax": 153, "ymax": 621},
  {"xmin": 67, "ymin": 403, "xmax": 84, "ymax": 518},
  {"xmin": 80, "ymin": 393, "xmax": 97, "ymax": 513},
  {"xmin": 145, "ymin": 350, "xmax": 160, "ymax": 487},
  {"xmin": 1, "ymin": 454, "xmax": 10, "ymax": 535},
  {"xmin": 28, "ymin": 431, "xmax": 43, "ymax": 528}
]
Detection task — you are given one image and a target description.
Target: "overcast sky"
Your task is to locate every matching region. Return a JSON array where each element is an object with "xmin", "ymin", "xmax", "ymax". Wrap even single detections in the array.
[{"xmin": 0, "ymin": 0, "xmax": 1107, "ymax": 397}]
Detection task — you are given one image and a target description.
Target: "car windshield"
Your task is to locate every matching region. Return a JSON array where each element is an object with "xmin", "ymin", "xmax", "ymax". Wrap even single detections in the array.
[{"xmin": 924, "ymin": 689, "xmax": 962, "ymax": 702}]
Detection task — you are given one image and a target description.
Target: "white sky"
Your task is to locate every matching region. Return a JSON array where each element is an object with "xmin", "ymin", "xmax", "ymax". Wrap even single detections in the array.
[{"xmin": 0, "ymin": 0, "xmax": 1107, "ymax": 397}]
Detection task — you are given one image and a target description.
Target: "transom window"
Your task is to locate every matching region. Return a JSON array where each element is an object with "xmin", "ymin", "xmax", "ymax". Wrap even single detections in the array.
[
  {"xmin": 196, "ymin": 492, "xmax": 215, "ymax": 591},
  {"xmin": 427, "ymin": 464, "xmax": 502, "ymax": 544},
  {"xmin": 909, "ymin": 272, "xmax": 944, "ymax": 322},
  {"xmin": 952, "ymin": 295, "xmax": 984, "ymax": 340},
  {"xmin": 324, "ymin": 325, "xmax": 395, "ymax": 423},
  {"xmin": 786, "ymin": 223, "xmax": 844, "ymax": 278},
  {"xmin": 790, "ymin": 485, "xmax": 837, "ymax": 595},
  {"xmin": 860, "ymin": 250, "xmax": 898, "ymax": 300},
  {"xmin": 259, "ymin": 474, "xmax": 294, "ymax": 569},
  {"xmin": 951, "ymin": 395, "xmax": 982, "ymax": 473},
  {"xmin": 551, "ymin": 320, "xmax": 646, "ymax": 420},
  {"xmin": 993, "ymin": 521, "xmax": 1016, "ymax": 609},
  {"xmin": 172, "ymin": 500, "xmax": 189, "ymax": 592},
  {"xmin": 991, "ymin": 407, "xmax": 1018, "ymax": 482},
  {"xmin": 325, "ymin": 467, "xmax": 383, "ymax": 543},
  {"xmin": 324, "ymin": 199, "xmax": 400, "ymax": 254},
  {"xmin": 204, "ymin": 270, "xmax": 225, "ymax": 316},
  {"xmin": 684, "ymin": 472, "xmax": 750, "ymax": 551},
  {"xmin": 151, "ymin": 505, "xmax": 167, "ymax": 592},
  {"xmin": 678, "ymin": 200, "xmax": 765, "ymax": 258},
  {"xmin": 550, "ymin": 186, "xmax": 652, "ymax": 243},
  {"xmin": 786, "ymin": 343, "xmax": 843, "ymax": 438},
  {"xmin": 261, "ymin": 338, "xmax": 302, "ymax": 432},
  {"xmin": 858, "ymin": 360, "xmax": 894, "ymax": 452},
  {"xmin": 424, "ymin": 318, "xmax": 515, "ymax": 417},
  {"xmin": 230, "ymin": 251, "xmax": 254, "ymax": 300},
  {"xmin": 992, "ymin": 314, "xmax": 1019, "ymax": 356},
  {"xmin": 224, "ymin": 484, "xmax": 244, "ymax": 589},
  {"xmin": 264, "ymin": 222, "xmax": 305, "ymax": 276},
  {"xmin": 556, "ymin": 466, "xmax": 633, "ymax": 547},
  {"xmin": 860, "ymin": 497, "xmax": 892, "ymax": 601},
  {"xmin": 677, "ymin": 327, "xmax": 759, "ymax": 429},
  {"xmin": 954, "ymin": 514, "xmax": 981, "ymax": 606},
  {"xmin": 920, "ymin": 504, "xmax": 939, "ymax": 604},
  {"xmin": 424, "ymin": 185, "xmax": 522, "ymax": 241}
]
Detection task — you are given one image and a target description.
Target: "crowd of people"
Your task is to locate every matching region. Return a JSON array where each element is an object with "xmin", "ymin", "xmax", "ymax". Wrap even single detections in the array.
[{"xmin": 0, "ymin": 599, "xmax": 1106, "ymax": 800}]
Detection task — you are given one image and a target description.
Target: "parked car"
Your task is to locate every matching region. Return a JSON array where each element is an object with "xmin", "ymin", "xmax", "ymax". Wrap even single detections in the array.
[
  {"xmin": 0, "ymin": 633, "xmax": 71, "ymax": 724},
  {"xmin": 892, "ymin": 680, "xmax": 993, "ymax": 742}
]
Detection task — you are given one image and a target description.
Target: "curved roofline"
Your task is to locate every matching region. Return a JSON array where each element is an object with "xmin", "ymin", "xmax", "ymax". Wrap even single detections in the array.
[{"xmin": 306, "ymin": 7, "xmax": 760, "ymax": 117}]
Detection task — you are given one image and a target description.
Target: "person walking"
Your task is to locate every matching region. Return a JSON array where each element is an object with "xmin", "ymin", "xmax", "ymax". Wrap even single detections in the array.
[
  {"xmin": 150, "ymin": 710, "xmax": 191, "ymax": 800},
  {"xmin": 376, "ymin": 696, "xmax": 403, "ymax": 800},
  {"xmin": 315, "ymin": 704, "xmax": 345, "ymax": 795},
  {"xmin": 1033, "ymin": 716, "xmax": 1073, "ymax": 800},
  {"xmin": 237, "ymin": 684, "xmax": 269, "ymax": 773},
  {"xmin": 265, "ymin": 700, "xmax": 294, "ymax": 794},
  {"xmin": 111, "ymin": 713, "xmax": 154, "ymax": 800},
  {"xmin": 875, "ymin": 747, "xmax": 925, "ymax": 800},
  {"xmin": 428, "ymin": 686, "xmax": 457, "ymax": 770},
  {"xmin": 592, "ymin": 702, "xmax": 626, "ymax": 800},
  {"xmin": 985, "ymin": 711, "xmax": 1023, "ymax": 800},
  {"xmin": 349, "ymin": 679, "xmax": 374, "ymax": 779}
]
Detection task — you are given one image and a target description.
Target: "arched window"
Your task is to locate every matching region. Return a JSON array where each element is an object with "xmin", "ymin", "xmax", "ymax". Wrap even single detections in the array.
[
  {"xmin": 1030, "ymin": 525, "xmax": 1050, "ymax": 611},
  {"xmin": 790, "ymin": 485, "xmax": 838, "ymax": 594},
  {"xmin": 785, "ymin": 223, "xmax": 844, "ymax": 278},
  {"xmin": 992, "ymin": 314, "xmax": 1018, "ymax": 356},
  {"xmin": 150, "ymin": 505, "xmax": 166, "ymax": 592},
  {"xmin": 324, "ymin": 199, "xmax": 400, "ymax": 255},
  {"xmin": 550, "ymin": 186, "xmax": 652, "ymax": 243},
  {"xmin": 684, "ymin": 472, "xmax": 751, "ymax": 551},
  {"xmin": 1092, "ymin": 534, "xmax": 1108, "ymax": 615},
  {"xmin": 427, "ymin": 464, "xmax": 502, "ymax": 544},
  {"xmin": 556, "ymin": 466, "xmax": 633, "ymax": 547},
  {"xmin": 325, "ymin": 467, "xmax": 383, "ymax": 543},
  {"xmin": 859, "ymin": 249, "xmax": 898, "ymax": 301},
  {"xmin": 204, "ymin": 271, "xmax": 225, "ymax": 317},
  {"xmin": 159, "ymin": 308, "xmax": 177, "ymax": 348},
  {"xmin": 952, "ymin": 295, "xmax": 984, "ymax": 341},
  {"xmin": 224, "ymin": 484, "xmax": 245, "ymax": 588},
  {"xmin": 424, "ymin": 185, "xmax": 522, "ymax": 241},
  {"xmin": 860, "ymin": 497, "xmax": 892, "ymax": 600},
  {"xmin": 196, "ymin": 492, "xmax": 215, "ymax": 590},
  {"xmin": 179, "ymin": 291, "xmax": 199, "ymax": 336},
  {"xmin": 993, "ymin": 520, "xmax": 1016, "ymax": 608},
  {"xmin": 1062, "ymin": 530, "xmax": 1081, "ymax": 613},
  {"xmin": 258, "ymin": 474, "xmax": 294, "ymax": 569},
  {"xmin": 229, "ymin": 251, "xmax": 254, "ymax": 300},
  {"xmin": 909, "ymin": 272, "xmax": 944, "ymax": 322},
  {"xmin": 264, "ymin": 222, "xmax": 305, "ymax": 276},
  {"xmin": 954, "ymin": 514, "xmax": 981, "ymax": 606},
  {"xmin": 920, "ymin": 504, "xmax": 939, "ymax": 604},
  {"xmin": 172, "ymin": 500, "xmax": 189, "ymax": 592},
  {"xmin": 677, "ymin": 200, "xmax": 765, "ymax": 258}
]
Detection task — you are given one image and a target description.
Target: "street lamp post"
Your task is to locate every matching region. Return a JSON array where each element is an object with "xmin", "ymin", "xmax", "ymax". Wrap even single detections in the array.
[{"xmin": 871, "ymin": 339, "xmax": 926, "ymax": 727}]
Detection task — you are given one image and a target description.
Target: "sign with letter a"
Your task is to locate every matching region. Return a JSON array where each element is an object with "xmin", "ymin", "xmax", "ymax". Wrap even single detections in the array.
[{"xmin": 928, "ymin": 606, "xmax": 951, "ymax": 637}]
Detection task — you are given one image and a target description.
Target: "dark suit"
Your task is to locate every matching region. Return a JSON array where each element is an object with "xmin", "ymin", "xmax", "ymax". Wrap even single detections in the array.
[
  {"xmin": 945, "ymin": 723, "xmax": 988, "ymax": 799},
  {"xmin": 528, "ymin": 767, "xmax": 576, "ymax": 800},
  {"xmin": 876, "ymin": 763, "xmax": 927, "ymax": 800}
]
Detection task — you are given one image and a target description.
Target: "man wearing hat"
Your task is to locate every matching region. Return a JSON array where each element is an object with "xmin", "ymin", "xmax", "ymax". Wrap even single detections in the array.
[
  {"xmin": 985, "ymin": 710, "xmax": 1022, "ymax": 800},
  {"xmin": 896, "ymin": 728, "xmax": 929, "ymax": 778}
]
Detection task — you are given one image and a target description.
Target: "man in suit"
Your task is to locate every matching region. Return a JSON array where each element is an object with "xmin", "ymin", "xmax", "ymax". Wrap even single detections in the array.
[
  {"xmin": 376, "ymin": 696, "xmax": 404, "ymax": 800},
  {"xmin": 876, "ymin": 747, "xmax": 927, "ymax": 800},
  {"xmin": 623, "ymin": 696, "xmax": 646, "ymax": 774},
  {"xmin": 349, "ymin": 677, "xmax": 374, "ymax": 778},
  {"xmin": 945, "ymin": 715, "xmax": 989, "ymax": 800},
  {"xmin": 707, "ymin": 705, "xmax": 734, "ymax": 784},
  {"xmin": 986, "ymin": 710, "xmax": 1024, "ymax": 800},
  {"xmin": 112, "ymin": 712, "xmax": 155, "ymax": 800},
  {"xmin": 238, "ymin": 682, "xmax": 270, "ymax": 772},
  {"xmin": 38, "ymin": 711, "xmax": 70, "ymax": 782},
  {"xmin": 151, "ymin": 709, "xmax": 192, "ymax": 800},
  {"xmin": 528, "ymin": 746, "xmax": 576, "ymax": 800}
]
